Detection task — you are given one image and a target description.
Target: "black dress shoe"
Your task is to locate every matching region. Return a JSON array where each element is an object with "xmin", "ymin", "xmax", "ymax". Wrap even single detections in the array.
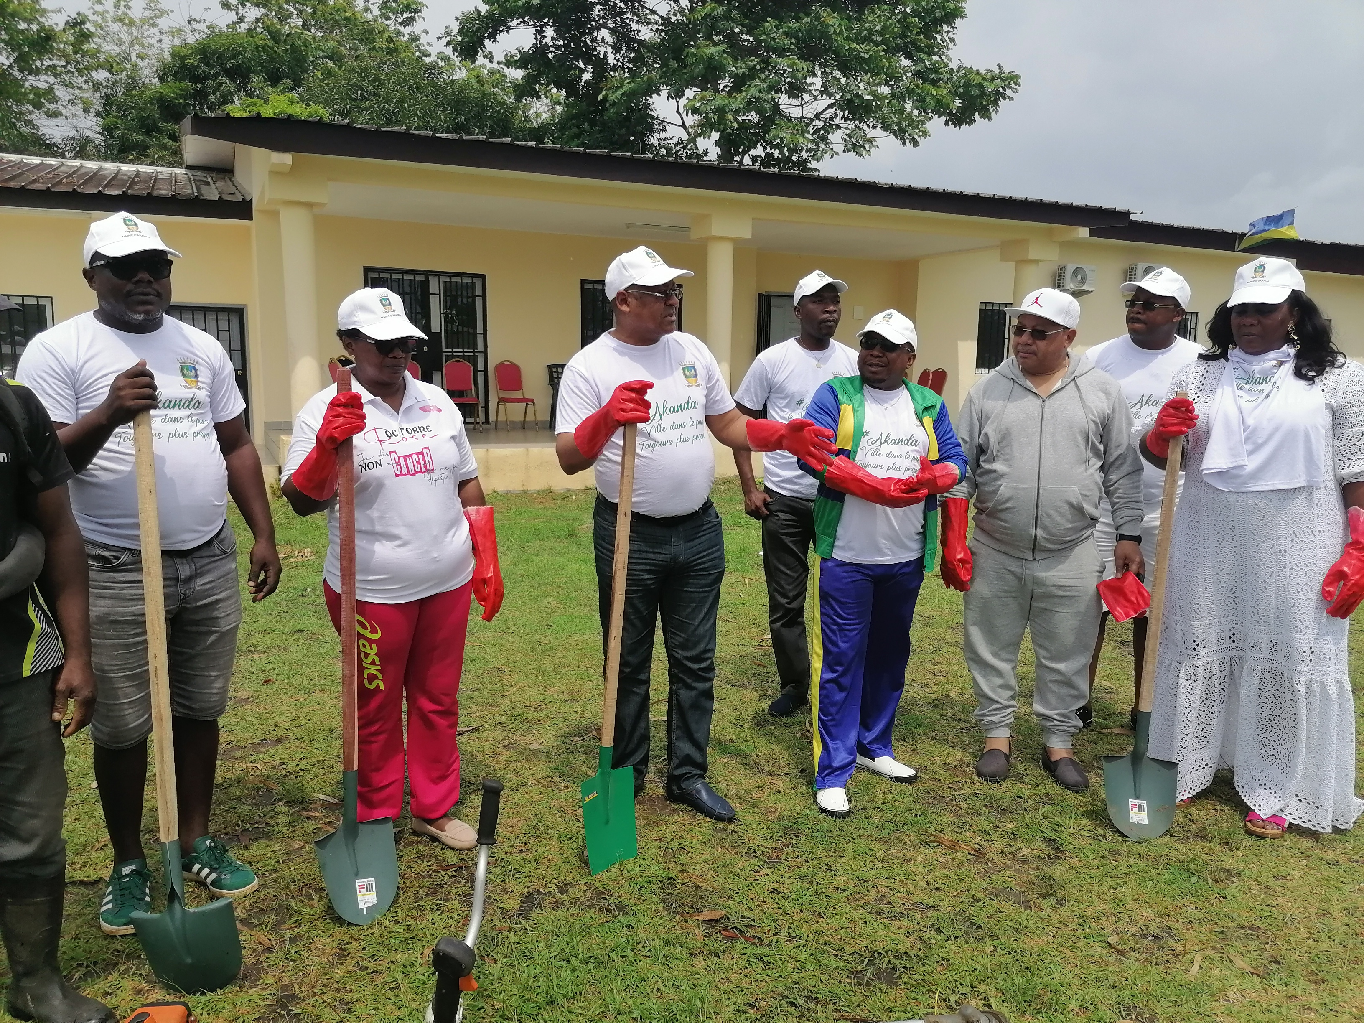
[
  {"xmin": 1077, "ymin": 703, "xmax": 1094, "ymax": 729},
  {"xmin": 768, "ymin": 686, "xmax": 808, "ymax": 718},
  {"xmin": 665, "ymin": 778, "xmax": 736, "ymax": 822},
  {"xmin": 1041, "ymin": 754, "xmax": 1090, "ymax": 793}
]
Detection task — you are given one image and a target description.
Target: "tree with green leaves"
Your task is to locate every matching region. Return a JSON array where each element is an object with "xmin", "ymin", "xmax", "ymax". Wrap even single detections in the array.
[
  {"xmin": 453, "ymin": 0, "xmax": 1020, "ymax": 171},
  {"xmin": 0, "ymin": 0, "xmax": 95, "ymax": 154}
]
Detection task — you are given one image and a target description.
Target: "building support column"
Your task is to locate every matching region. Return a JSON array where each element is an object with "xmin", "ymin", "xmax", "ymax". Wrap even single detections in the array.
[
  {"xmin": 278, "ymin": 200, "xmax": 322, "ymax": 414},
  {"xmin": 692, "ymin": 213, "xmax": 753, "ymax": 389}
]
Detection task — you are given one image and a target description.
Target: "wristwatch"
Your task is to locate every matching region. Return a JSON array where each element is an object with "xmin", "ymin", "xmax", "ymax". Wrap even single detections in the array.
[{"xmin": 1116, "ymin": 533, "xmax": 1143, "ymax": 544}]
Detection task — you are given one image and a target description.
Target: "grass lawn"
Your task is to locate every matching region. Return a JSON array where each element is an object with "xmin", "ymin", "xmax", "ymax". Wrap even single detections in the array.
[{"xmin": 36, "ymin": 480, "xmax": 1364, "ymax": 1023}]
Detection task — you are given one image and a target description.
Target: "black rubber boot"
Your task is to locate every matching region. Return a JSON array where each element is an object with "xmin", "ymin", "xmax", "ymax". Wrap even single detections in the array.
[{"xmin": 0, "ymin": 873, "xmax": 116, "ymax": 1023}]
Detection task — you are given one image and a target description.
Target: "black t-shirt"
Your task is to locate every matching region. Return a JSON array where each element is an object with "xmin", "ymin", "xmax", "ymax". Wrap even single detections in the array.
[{"xmin": 0, "ymin": 380, "xmax": 74, "ymax": 682}]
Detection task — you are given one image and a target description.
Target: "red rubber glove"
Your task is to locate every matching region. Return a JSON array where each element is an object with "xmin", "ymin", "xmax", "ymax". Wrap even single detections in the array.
[
  {"xmin": 1145, "ymin": 396, "xmax": 1197, "ymax": 459},
  {"xmin": 746, "ymin": 417, "xmax": 836, "ymax": 470},
  {"xmin": 1097, "ymin": 571, "xmax": 1151, "ymax": 623},
  {"xmin": 821, "ymin": 456, "xmax": 928, "ymax": 508},
  {"xmin": 573, "ymin": 380, "xmax": 653, "ymax": 460},
  {"xmin": 289, "ymin": 392, "xmax": 366, "ymax": 501},
  {"xmin": 916, "ymin": 456, "xmax": 960, "ymax": 495},
  {"xmin": 1322, "ymin": 506, "xmax": 1364, "ymax": 619},
  {"xmin": 465, "ymin": 505, "xmax": 504, "ymax": 622},
  {"xmin": 940, "ymin": 496, "xmax": 972, "ymax": 591}
]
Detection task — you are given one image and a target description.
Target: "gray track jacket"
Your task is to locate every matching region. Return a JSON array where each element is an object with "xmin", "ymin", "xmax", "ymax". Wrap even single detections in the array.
[{"xmin": 948, "ymin": 355, "xmax": 1143, "ymax": 561}]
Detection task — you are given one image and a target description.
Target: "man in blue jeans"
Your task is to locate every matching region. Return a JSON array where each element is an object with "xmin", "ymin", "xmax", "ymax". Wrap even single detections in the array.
[
  {"xmin": 17, "ymin": 212, "xmax": 281, "ymax": 935},
  {"xmin": 555, "ymin": 246, "xmax": 834, "ymax": 821},
  {"xmin": 799, "ymin": 310, "xmax": 966, "ymax": 818}
]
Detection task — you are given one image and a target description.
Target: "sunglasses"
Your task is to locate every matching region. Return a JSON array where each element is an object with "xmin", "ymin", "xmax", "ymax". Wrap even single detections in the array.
[
  {"xmin": 1124, "ymin": 298, "xmax": 1181, "ymax": 312},
  {"xmin": 859, "ymin": 335, "xmax": 908, "ymax": 354},
  {"xmin": 1011, "ymin": 324, "xmax": 1067, "ymax": 341},
  {"xmin": 89, "ymin": 256, "xmax": 173, "ymax": 281},
  {"xmin": 1231, "ymin": 302, "xmax": 1285, "ymax": 317},
  {"xmin": 627, "ymin": 286, "xmax": 684, "ymax": 301},
  {"xmin": 356, "ymin": 336, "xmax": 418, "ymax": 356}
]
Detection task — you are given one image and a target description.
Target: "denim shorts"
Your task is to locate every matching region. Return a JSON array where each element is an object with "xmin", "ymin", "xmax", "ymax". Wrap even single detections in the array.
[{"xmin": 85, "ymin": 521, "xmax": 243, "ymax": 750}]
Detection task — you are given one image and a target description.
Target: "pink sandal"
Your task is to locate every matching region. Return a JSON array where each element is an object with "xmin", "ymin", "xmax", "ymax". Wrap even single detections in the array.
[{"xmin": 1244, "ymin": 811, "xmax": 1287, "ymax": 839}]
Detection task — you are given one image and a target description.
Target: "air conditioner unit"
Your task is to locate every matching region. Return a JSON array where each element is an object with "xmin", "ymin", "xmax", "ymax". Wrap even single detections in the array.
[
  {"xmin": 1127, "ymin": 263, "xmax": 1161, "ymax": 283},
  {"xmin": 1055, "ymin": 264, "xmax": 1098, "ymax": 296}
]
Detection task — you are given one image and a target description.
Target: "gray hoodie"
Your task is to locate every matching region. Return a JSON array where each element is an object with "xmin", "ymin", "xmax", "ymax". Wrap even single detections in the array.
[{"xmin": 948, "ymin": 356, "xmax": 1143, "ymax": 561}]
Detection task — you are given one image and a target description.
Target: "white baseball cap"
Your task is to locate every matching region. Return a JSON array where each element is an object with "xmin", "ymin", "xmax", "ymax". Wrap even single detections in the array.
[
  {"xmin": 794, "ymin": 270, "xmax": 848, "ymax": 305},
  {"xmin": 1228, "ymin": 256, "xmax": 1305, "ymax": 307},
  {"xmin": 857, "ymin": 309, "xmax": 918, "ymax": 351},
  {"xmin": 337, "ymin": 288, "xmax": 427, "ymax": 341},
  {"xmin": 1120, "ymin": 266, "xmax": 1191, "ymax": 309},
  {"xmin": 604, "ymin": 246, "xmax": 694, "ymax": 300},
  {"xmin": 1007, "ymin": 288, "xmax": 1081, "ymax": 330},
  {"xmin": 83, "ymin": 212, "xmax": 182, "ymax": 265}
]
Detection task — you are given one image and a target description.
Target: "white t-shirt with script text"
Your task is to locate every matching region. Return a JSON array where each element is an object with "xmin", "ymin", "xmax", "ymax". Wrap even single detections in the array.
[
  {"xmin": 831, "ymin": 385, "xmax": 930, "ymax": 564},
  {"xmin": 555, "ymin": 331, "xmax": 735, "ymax": 517},
  {"xmin": 734, "ymin": 337, "xmax": 858, "ymax": 499},
  {"xmin": 16, "ymin": 311, "xmax": 245, "ymax": 550},
  {"xmin": 283, "ymin": 377, "xmax": 479, "ymax": 603}
]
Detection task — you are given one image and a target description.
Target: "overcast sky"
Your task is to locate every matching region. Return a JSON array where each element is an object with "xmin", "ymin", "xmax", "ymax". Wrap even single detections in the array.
[{"xmin": 75, "ymin": 0, "xmax": 1364, "ymax": 244}]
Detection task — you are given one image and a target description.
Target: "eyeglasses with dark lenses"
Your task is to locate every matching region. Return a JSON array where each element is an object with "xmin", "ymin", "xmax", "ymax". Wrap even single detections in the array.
[
  {"xmin": 359, "ymin": 337, "xmax": 418, "ymax": 357},
  {"xmin": 628, "ymin": 286, "xmax": 684, "ymax": 301},
  {"xmin": 1231, "ymin": 302, "xmax": 1284, "ymax": 317},
  {"xmin": 89, "ymin": 256, "xmax": 173, "ymax": 281},
  {"xmin": 859, "ymin": 335, "xmax": 906, "ymax": 354},
  {"xmin": 1124, "ymin": 298, "xmax": 1180, "ymax": 312},
  {"xmin": 1011, "ymin": 324, "xmax": 1066, "ymax": 341}
]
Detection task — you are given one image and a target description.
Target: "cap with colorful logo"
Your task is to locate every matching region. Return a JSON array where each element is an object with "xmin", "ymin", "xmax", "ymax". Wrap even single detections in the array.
[
  {"xmin": 793, "ymin": 270, "xmax": 849, "ymax": 305},
  {"xmin": 337, "ymin": 288, "xmax": 428, "ymax": 341},
  {"xmin": 1120, "ymin": 266, "xmax": 1191, "ymax": 309},
  {"xmin": 857, "ymin": 309, "xmax": 918, "ymax": 351},
  {"xmin": 1228, "ymin": 256, "xmax": 1305, "ymax": 308},
  {"xmin": 604, "ymin": 246, "xmax": 694, "ymax": 300},
  {"xmin": 1006, "ymin": 288, "xmax": 1081, "ymax": 330},
  {"xmin": 83, "ymin": 212, "xmax": 182, "ymax": 265}
]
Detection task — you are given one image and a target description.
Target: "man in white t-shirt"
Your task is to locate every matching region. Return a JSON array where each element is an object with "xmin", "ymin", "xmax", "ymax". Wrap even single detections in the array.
[
  {"xmin": 733, "ymin": 270, "xmax": 859, "ymax": 718},
  {"xmin": 1081, "ymin": 267, "xmax": 1201, "ymax": 729},
  {"xmin": 16, "ymin": 212, "xmax": 279, "ymax": 936},
  {"xmin": 555, "ymin": 246, "xmax": 835, "ymax": 822}
]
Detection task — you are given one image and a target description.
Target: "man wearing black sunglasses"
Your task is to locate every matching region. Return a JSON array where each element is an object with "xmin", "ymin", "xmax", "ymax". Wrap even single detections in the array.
[
  {"xmin": 16, "ymin": 212, "xmax": 280, "ymax": 937},
  {"xmin": 1081, "ymin": 267, "xmax": 1201, "ymax": 731},
  {"xmin": 943, "ymin": 287, "xmax": 1144, "ymax": 796}
]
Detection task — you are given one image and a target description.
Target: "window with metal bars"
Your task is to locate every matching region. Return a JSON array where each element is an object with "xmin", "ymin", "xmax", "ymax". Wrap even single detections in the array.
[
  {"xmin": 1178, "ymin": 310, "xmax": 1200, "ymax": 344},
  {"xmin": 0, "ymin": 296, "xmax": 54, "ymax": 377},
  {"xmin": 365, "ymin": 268, "xmax": 489, "ymax": 424},
  {"xmin": 167, "ymin": 305, "xmax": 250, "ymax": 430},
  {"xmin": 976, "ymin": 301, "xmax": 1010, "ymax": 371},
  {"xmin": 756, "ymin": 293, "xmax": 800, "ymax": 355},
  {"xmin": 580, "ymin": 279, "xmax": 682, "ymax": 349}
]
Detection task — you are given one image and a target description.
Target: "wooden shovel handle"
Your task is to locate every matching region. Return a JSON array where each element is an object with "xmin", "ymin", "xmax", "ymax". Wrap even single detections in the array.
[
  {"xmin": 1137, "ymin": 391, "xmax": 1186, "ymax": 714},
  {"xmin": 133, "ymin": 412, "xmax": 178, "ymax": 844},
  {"xmin": 599, "ymin": 423, "xmax": 636, "ymax": 749},
  {"xmin": 336, "ymin": 370, "xmax": 360, "ymax": 772}
]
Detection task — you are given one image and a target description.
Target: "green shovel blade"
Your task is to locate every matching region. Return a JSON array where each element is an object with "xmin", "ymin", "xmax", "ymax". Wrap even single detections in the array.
[
  {"xmin": 131, "ymin": 841, "xmax": 242, "ymax": 993},
  {"xmin": 581, "ymin": 747, "xmax": 637, "ymax": 875},
  {"xmin": 1102, "ymin": 710, "xmax": 1178, "ymax": 841},
  {"xmin": 315, "ymin": 771, "xmax": 399, "ymax": 925}
]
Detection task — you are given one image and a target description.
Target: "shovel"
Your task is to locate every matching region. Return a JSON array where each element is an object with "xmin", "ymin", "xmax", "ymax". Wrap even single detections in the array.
[
  {"xmin": 315, "ymin": 368, "xmax": 399, "ymax": 924},
  {"xmin": 128, "ymin": 411, "xmax": 243, "ymax": 993},
  {"xmin": 1102, "ymin": 398, "xmax": 1185, "ymax": 841},
  {"xmin": 580, "ymin": 422, "xmax": 639, "ymax": 875}
]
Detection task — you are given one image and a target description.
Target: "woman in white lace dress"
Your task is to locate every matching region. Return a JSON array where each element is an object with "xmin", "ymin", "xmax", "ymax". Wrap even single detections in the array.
[{"xmin": 1141, "ymin": 256, "xmax": 1364, "ymax": 837}]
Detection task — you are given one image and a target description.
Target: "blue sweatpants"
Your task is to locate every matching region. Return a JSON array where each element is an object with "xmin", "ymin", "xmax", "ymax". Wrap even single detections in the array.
[{"xmin": 812, "ymin": 556, "xmax": 925, "ymax": 789}]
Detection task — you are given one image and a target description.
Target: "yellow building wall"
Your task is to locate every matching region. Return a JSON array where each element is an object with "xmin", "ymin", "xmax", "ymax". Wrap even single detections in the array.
[{"xmin": 914, "ymin": 246, "xmax": 1015, "ymax": 413}]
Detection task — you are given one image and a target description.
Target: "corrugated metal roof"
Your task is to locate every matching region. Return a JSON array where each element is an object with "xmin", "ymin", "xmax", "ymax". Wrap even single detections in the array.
[{"xmin": 0, "ymin": 154, "xmax": 248, "ymax": 203}]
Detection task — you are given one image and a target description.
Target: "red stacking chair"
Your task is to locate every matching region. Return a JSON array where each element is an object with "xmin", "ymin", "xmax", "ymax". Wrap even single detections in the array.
[
  {"xmin": 928, "ymin": 368, "xmax": 948, "ymax": 395},
  {"xmin": 443, "ymin": 359, "xmax": 483, "ymax": 431},
  {"xmin": 493, "ymin": 360, "xmax": 537, "ymax": 429},
  {"xmin": 407, "ymin": 362, "xmax": 421, "ymax": 379},
  {"xmin": 916, "ymin": 368, "xmax": 931, "ymax": 387}
]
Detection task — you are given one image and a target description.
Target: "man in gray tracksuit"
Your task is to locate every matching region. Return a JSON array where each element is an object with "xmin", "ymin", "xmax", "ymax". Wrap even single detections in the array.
[{"xmin": 940, "ymin": 288, "xmax": 1144, "ymax": 793}]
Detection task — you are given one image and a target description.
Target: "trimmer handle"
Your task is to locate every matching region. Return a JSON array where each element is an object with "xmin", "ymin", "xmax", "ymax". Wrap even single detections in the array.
[{"xmin": 477, "ymin": 778, "xmax": 503, "ymax": 846}]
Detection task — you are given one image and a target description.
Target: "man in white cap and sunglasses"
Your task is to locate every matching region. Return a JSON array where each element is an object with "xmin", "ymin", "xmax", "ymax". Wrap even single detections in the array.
[
  {"xmin": 16, "ymin": 212, "xmax": 280, "ymax": 936},
  {"xmin": 732, "ymin": 270, "xmax": 858, "ymax": 718},
  {"xmin": 555, "ymin": 247, "xmax": 836, "ymax": 822},
  {"xmin": 941, "ymin": 287, "xmax": 1143, "ymax": 794},
  {"xmin": 1080, "ymin": 267, "xmax": 1202, "ymax": 730}
]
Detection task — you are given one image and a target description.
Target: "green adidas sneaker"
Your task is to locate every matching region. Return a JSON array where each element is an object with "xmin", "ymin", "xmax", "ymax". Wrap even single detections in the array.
[
  {"xmin": 182, "ymin": 836, "xmax": 259, "ymax": 898},
  {"xmin": 100, "ymin": 859, "xmax": 151, "ymax": 935}
]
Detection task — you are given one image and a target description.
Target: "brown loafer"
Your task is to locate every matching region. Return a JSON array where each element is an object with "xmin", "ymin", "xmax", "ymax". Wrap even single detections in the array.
[
  {"xmin": 411, "ymin": 816, "xmax": 477, "ymax": 850},
  {"xmin": 975, "ymin": 747, "xmax": 1011, "ymax": 783}
]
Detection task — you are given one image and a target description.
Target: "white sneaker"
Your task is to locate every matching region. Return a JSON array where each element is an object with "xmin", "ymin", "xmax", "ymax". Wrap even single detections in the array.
[
  {"xmin": 856, "ymin": 754, "xmax": 919, "ymax": 784},
  {"xmin": 815, "ymin": 787, "xmax": 851, "ymax": 818}
]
